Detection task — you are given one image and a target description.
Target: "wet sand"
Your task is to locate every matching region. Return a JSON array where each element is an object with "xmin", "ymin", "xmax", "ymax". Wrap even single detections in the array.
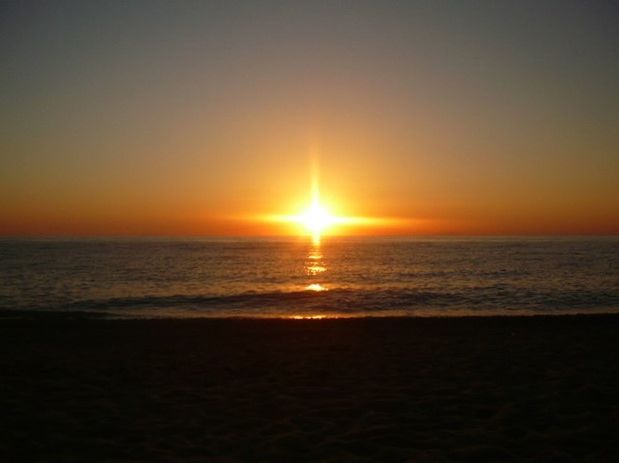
[{"xmin": 1, "ymin": 314, "xmax": 618, "ymax": 462}]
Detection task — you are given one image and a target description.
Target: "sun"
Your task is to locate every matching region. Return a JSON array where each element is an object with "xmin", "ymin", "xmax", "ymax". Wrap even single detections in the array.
[
  {"xmin": 300, "ymin": 200, "xmax": 335, "ymax": 235},
  {"xmin": 259, "ymin": 163, "xmax": 389, "ymax": 241}
]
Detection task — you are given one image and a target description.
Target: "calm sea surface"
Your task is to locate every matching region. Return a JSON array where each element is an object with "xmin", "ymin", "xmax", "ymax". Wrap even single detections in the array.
[{"xmin": 0, "ymin": 237, "xmax": 617, "ymax": 318}]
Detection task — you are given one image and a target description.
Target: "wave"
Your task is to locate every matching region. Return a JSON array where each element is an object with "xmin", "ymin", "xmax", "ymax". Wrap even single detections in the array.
[{"xmin": 9, "ymin": 286, "xmax": 619, "ymax": 316}]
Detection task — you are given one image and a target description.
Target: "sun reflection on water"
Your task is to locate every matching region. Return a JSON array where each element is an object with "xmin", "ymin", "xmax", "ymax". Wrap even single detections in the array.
[
  {"xmin": 305, "ymin": 283, "xmax": 327, "ymax": 292},
  {"xmin": 289, "ymin": 314, "xmax": 330, "ymax": 320},
  {"xmin": 306, "ymin": 264, "xmax": 326, "ymax": 275},
  {"xmin": 304, "ymin": 239, "xmax": 328, "ymax": 291}
]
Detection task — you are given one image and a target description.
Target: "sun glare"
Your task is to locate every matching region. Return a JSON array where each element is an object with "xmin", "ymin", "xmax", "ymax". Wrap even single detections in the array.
[
  {"xmin": 278, "ymin": 171, "xmax": 342, "ymax": 242},
  {"xmin": 300, "ymin": 200, "xmax": 334, "ymax": 235},
  {"xmin": 261, "ymin": 162, "xmax": 394, "ymax": 240}
]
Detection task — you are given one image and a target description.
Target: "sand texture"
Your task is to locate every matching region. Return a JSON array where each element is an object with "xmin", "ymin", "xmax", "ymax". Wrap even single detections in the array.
[{"xmin": 1, "ymin": 315, "xmax": 619, "ymax": 462}]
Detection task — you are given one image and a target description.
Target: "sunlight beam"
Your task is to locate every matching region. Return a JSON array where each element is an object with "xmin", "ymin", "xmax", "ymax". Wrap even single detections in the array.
[{"xmin": 256, "ymin": 161, "xmax": 401, "ymax": 239}]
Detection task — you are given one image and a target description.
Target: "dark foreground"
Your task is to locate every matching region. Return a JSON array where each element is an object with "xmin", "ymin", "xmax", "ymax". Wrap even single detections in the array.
[{"xmin": 1, "ymin": 315, "xmax": 618, "ymax": 462}]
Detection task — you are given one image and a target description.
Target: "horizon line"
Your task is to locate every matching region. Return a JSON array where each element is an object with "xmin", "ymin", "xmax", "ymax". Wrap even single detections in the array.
[{"xmin": 1, "ymin": 233, "xmax": 617, "ymax": 240}]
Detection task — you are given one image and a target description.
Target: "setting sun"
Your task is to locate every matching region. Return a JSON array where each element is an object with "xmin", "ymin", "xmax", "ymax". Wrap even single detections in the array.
[
  {"xmin": 290, "ymin": 191, "xmax": 340, "ymax": 243},
  {"xmin": 300, "ymin": 201, "xmax": 334, "ymax": 236},
  {"xmin": 257, "ymin": 167, "xmax": 400, "ymax": 241},
  {"xmin": 265, "ymin": 176, "xmax": 358, "ymax": 241}
]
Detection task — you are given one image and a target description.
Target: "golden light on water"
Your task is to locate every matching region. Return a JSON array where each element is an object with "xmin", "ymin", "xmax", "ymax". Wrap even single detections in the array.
[
  {"xmin": 306, "ymin": 261, "xmax": 326, "ymax": 275},
  {"xmin": 289, "ymin": 315, "xmax": 330, "ymax": 320},
  {"xmin": 305, "ymin": 236, "xmax": 328, "ymax": 291},
  {"xmin": 305, "ymin": 283, "xmax": 327, "ymax": 292}
]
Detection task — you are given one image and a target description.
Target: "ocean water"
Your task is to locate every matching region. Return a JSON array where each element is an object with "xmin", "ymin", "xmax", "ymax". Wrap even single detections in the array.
[{"xmin": 0, "ymin": 237, "xmax": 617, "ymax": 318}]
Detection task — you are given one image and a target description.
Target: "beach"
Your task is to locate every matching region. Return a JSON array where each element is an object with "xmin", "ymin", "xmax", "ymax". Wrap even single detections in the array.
[{"xmin": 1, "ymin": 314, "xmax": 618, "ymax": 462}]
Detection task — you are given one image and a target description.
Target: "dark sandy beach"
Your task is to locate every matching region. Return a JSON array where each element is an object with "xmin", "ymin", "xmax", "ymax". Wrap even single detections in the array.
[{"xmin": 1, "ymin": 314, "xmax": 618, "ymax": 462}]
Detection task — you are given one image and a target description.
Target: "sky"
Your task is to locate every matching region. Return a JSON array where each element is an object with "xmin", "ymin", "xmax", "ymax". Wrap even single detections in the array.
[{"xmin": 1, "ymin": 0, "xmax": 618, "ymax": 236}]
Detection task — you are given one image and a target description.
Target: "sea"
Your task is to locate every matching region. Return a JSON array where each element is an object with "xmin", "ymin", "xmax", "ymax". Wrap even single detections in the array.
[{"xmin": 0, "ymin": 237, "xmax": 617, "ymax": 318}]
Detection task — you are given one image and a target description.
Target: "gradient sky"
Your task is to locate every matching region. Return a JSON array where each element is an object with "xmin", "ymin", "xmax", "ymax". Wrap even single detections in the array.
[{"xmin": 1, "ymin": 0, "xmax": 618, "ymax": 236}]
